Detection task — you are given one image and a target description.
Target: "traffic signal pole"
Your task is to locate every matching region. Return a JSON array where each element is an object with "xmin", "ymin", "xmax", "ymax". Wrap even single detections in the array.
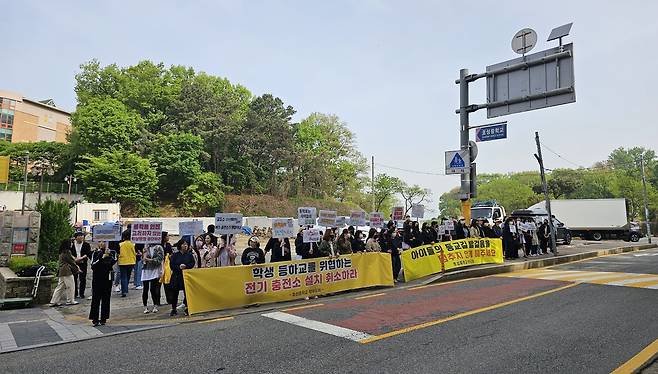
[
  {"xmin": 534, "ymin": 132, "xmax": 558, "ymax": 256},
  {"xmin": 459, "ymin": 68, "xmax": 473, "ymax": 223}
]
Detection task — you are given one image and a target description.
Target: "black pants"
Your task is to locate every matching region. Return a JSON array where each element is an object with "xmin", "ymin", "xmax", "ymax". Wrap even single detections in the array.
[
  {"xmin": 171, "ymin": 285, "xmax": 187, "ymax": 311},
  {"xmin": 142, "ymin": 279, "xmax": 161, "ymax": 306},
  {"xmin": 391, "ymin": 254, "xmax": 401, "ymax": 281},
  {"xmin": 89, "ymin": 282, "xmax": 111, "ymax": 323},
  {"xmin": 163, "ymin": 283, "xmax": 176, "ymax": 305},
  {"xmin": 77, "ymin": 269, "xmax": 88, "ymax": 297},
  {"xmin": 540, "ymin": 239, "xmax": 548, "ymax": 252}
]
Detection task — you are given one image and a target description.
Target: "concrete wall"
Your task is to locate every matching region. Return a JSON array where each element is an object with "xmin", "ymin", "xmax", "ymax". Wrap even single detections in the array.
[
  {"xmin": 0, "ymin": 267, "xmax": 55, "ymax": 305},
  {"xmin": 0, "ymin": 191, "xmax": 82, "ymax": 211}
]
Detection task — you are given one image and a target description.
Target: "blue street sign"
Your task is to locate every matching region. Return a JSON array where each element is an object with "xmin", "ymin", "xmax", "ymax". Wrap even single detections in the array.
[
  {"xmin": 475, "ymin": 123, "xmax": 507, "ymax": 142},
  {"xmin": 449, "ymin": 153, "xmax": 465, "ymax": 168}
]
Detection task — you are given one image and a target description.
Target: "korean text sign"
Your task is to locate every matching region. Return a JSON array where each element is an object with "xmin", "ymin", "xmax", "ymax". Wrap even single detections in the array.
[
  {"xmin": 303, "ymin": 228, "xmax": 321, "ymax": 243},
  {"xmin": 370, "ymin": 212, "xmax": 384, "ymax": 229},
  {"xmin": 392, "ymin": 206, "xmax": 404, "ymax": 221},
  {"xmin": 318, "ymin": 210, "xmax": 337, "ymax": 227},
  {"xmin": 179, "ymin": 220, "xmax": 204, "ymax": 237},
  {"xmin": 215, "ymin": 213, "xmax": 243, "ymax": 235},
  {"xmin": 400, "ymin": 238, "xmax": 503, "ymax": 282},
  {"xmin": 183, "ymin": 252, "xmax": 394, "ymax": 314},
  {"xmin": 349, "ymin": 211, "xmax": 366, "ymax": 226},
  {"xmin": 297, "ymin": 207, "xmax": 317, "ymax": 226},
  {"xmin": 130, "ymin": 222, "xmax": 163, "ymax": 244},
  {"xmin": 272, "ymin": 218, "xmax": 295, "ymax": 239}
]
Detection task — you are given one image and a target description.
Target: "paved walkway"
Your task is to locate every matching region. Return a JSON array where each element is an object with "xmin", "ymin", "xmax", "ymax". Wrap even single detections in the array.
[{"xmin": 0, "ymin": 238, "xmax": 650, "ymax": 353}]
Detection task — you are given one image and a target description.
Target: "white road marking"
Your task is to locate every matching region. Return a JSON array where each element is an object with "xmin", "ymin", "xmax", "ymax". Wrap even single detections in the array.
[
  {"xmin": 605, "ymin": 276, "xmax": 658, "ymax": 286},
  {"xmin": 0, "ymin": 323, "xmax": 18, "ymax": 350},
  {"xmin": 262, "ymin": 311, "xmax": 373, "ymax": 342}
]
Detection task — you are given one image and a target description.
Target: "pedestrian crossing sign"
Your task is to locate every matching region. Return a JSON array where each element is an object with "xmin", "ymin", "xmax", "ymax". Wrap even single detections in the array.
[{"xmin": 445, "ymin": 150, "xmax": 470, "ymax": 174}]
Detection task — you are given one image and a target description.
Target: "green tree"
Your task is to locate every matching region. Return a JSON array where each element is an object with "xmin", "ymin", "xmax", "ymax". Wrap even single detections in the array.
[
  {"xmin": 438, "ymin": 187, "xmax": 462, "ymax": 218},
  {"xmin": 177, "ymin": 172, "xmax": 226, "ymax": 216},
  {"xmin": 148, "ymin": 133, "xmax": 205, "ymax": 196},
  {"xmin": 399, "ymin": 184, "xmax": 432, "ymax": 215},
  {"xmin": 36, "ymin": 199, "xmax": 74, "ymax": 263},
  {"xmin": 477, "ymin": 177, "xmax": 541, "ymax": 212},
  {"xmin": 546, "ymin": 168, "xmax": 584, "ymax": 198},
  {"xmin": 371, "ymin": 174, "xmax": 404, "ymax": 212},
  {"xmin": 77, "ymin": 151, "xmax": 158, "ymax": 216},
  {"xmin": 69, "ymin": 97, "xmax": 143, "ymax": 158}
]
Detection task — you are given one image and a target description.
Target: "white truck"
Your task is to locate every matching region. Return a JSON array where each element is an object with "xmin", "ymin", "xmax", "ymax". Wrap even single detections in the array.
[
  {"xmin": 470, "ymin": 200, "xmax": 506, "ymax": 225},
  {"xmin": 528, "ymin": 198, "xmax": 643, "ymax": 242}
]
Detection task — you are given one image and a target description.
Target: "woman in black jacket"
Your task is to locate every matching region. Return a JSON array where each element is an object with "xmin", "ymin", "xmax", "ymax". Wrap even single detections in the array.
[
  {"xmin": 266, "ymin": 237, "xmax": 292, "ymax": 262},
  {"xmin": 89, "ymin": 241, "xmax": 117, "ymax": 326},
  {"xmin": 351, "ymin": 230, "xmax": 366, "ymax": 253},
  {"xmin": 502, "ymin": 218, "xmax": 518, "ymax": 259},
  {"xmin": 169, "ymin": 239, "xmax": 195, "ymax": 316}
]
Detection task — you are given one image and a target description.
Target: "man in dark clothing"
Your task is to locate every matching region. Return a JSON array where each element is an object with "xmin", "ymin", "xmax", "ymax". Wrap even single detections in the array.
[
  {"xmin": 492, "ymin": 219, "xmax": 503, "ymax": 238},
  {"xmin": 70, "ymin": 232, "xmax": 92, "ymax": 298},
  {"xmin": 295, "ymin": 229, "xmax": 314, "ymax": 259},
  {"xmin": 242, "ymin": 236, "xmax": 266, "ymax": 265},
  {"xmin": 389, "ymin": 230, "xmax": 403, "ymax": 281},
  {"xmin": 539, "ymin": 220, "xmax": 550, "ymax": 253},
  {"xmin": 503, "ymin": 218, "xmax": 518, "ymax": 259},
  {"xmin": 265, "ymin": 237, "xmax": 292, "ymax": 262},
  {"xmin": 453, "ymin": 218, "xmax": 466, "ymax": 240},
  {"xmin": 351, "ymin": 230, "xmax": 366, "ymax": 252},
  {"xmin": 89, "ymin": 241, "xmax": 116, "ymax": 326}
]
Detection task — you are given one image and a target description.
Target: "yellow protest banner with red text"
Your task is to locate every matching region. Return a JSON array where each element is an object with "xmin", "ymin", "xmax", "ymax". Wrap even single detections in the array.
[
  {"xmin": 401, "ymin": 238, "xmax": 504, "ymax": 282},
  {"xmin": 183, "ymin": 252, "xmax": 393, "ymax": 314}
]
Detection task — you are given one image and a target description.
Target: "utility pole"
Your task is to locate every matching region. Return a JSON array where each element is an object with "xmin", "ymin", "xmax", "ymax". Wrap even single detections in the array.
[
  {"xmin": 21, "ymin": 151, "xmax": 29, "ymax": 215},
  {"xmin": 534, "ymin": 132, "xmax": 558, "ymax": 255},
  {"xmin": 371, "ymin": 156, "xmax": 375, "ymax": 212},
  {"xmin": 640, "ymin": 154, "xmax": 652, "ymax": 244},
  {"xmin": 459, "ymin": 68, "xmax": 473, "ymax": 223}
]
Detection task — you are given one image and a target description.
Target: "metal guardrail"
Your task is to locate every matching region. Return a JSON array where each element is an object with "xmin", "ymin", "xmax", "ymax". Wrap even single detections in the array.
[{"xmin": 0, "ymin": 182, "xmax": 81, "ymax": 194}]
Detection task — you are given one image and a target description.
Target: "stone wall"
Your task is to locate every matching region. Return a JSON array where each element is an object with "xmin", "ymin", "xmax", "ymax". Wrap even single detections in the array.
[{"xmin": 0, "ymin": 267, "xmax": 55, "ymax": 304}]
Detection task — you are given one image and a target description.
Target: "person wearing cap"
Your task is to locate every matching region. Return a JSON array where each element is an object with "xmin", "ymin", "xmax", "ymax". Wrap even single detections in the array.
[
  {"xmin": 242, "ymin": 236, "xmax": 266, "ymax": 265},
  {"xmin": 70, "ymin": 232, "xmax": 92, "ymax": 299}
]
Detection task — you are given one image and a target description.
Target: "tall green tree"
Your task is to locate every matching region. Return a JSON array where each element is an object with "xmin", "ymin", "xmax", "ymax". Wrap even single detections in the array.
[
  {"xmin": 77, "ymin": 151, "xmax": 158, "ymax": 215},
  {"xmin": 148, "ymin": 133, "xmax": 205, "ymax": 196},
  {"xmin": 69, "ymin": 97, "xmax": 143, "ymax": 158},
  {"xmin": 36, "ymin": 199, "xmax": 74, "ymax": 263},
  {"xmin": 371, "ymin": 174, "xmax": 404, "ymax": 212}
]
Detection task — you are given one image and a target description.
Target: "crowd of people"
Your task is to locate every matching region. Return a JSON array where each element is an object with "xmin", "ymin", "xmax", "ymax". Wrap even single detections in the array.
[{"xmin": 47, "ymin": 216, "xmax": 554, "ymax": 326}]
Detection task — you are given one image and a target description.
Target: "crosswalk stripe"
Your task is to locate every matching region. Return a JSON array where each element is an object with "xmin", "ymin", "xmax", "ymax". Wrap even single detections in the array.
[
  {"xmin": 497, "ymin": 269, "xmax": 658, "ymax": 290},
  {"xmin": 262, "ymin": 312, "xmax": 374, "ymax": 342},
  {"xmin": 628, "ymin": 279, "xmax": 658, "ymax": 289},
  {"xmin": 533, "ymin": 271, "xmax": 604, "ymax": 280},
  {"xmin": 586, "ymin": 273, "xmax": 656, "ymax": 285},
  {"xmin": 605, "ymin": 275, "xmax": 658, "ymax": 286}
]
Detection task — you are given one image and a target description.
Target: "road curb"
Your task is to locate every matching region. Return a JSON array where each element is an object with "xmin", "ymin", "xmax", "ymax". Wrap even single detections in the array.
[
  {"xmin": 0, "ymin": 324, "xmax": 169, "ymax": 355},
  {"xmin": 422, "ymin": 243, "xmax": 658, "ymax": 285}
]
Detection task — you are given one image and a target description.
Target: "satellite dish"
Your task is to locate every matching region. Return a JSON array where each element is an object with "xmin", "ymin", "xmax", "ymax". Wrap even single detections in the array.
[{"xmin": 511, "ymin": 28, "xmax": 537, "ymax": 55}]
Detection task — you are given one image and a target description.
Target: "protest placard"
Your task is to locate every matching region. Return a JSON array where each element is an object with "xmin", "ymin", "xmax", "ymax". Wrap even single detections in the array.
[
  {"xmin": 303, "ymin": 228, "xmax": 321, "ymax": 243},
  {"xmin": 411, "ymin": 204, "xmax": 425, "ymax": 219},
  {"xmin": 130, "ymin": 222, "xmax": 163, "ymax": 244},
  {"xmin": 438, "ymin": 225, "xmax": 446, "ymax": 235},
  {"xmin": 445, "ymin": 220, "xmax": 455, "ymax": 231},
  {"xmin": 92, "ymin": 223, "xmax": 122, "ymax": 242},
  {"xmin": 215, "ymin": 213, "xmax": 243, "ymax": 235},
  {"xmin": 179, "ymin": 220, "xmax": 204, "ymax": 237},
  {"xmin": 318, "ymin": 210, "xmax": 337, "ymax": 227},
  {"xmin": 336, "ymin": 216, "xmax": 347, "ymax": 227},
  {"xmin": 370, "ymin": 212, "xmax": 384, "ymax": 229},
  {"xmin": 392, "ymin": 206, "xmax": 404, "ymax": 221},
  {"xmin": 272, "ymin": 218, "xmax": 295, "ymax": 239},
  {"xmin": 349, "ymin": 211, "xmax": 366, "ymax": 227},
  {"xmin": 528, "ymin": 222, "xmax": 537, "ymax": 230},
  {"xmin": 297, "ymin": 207, "xmax": 317, "ymax": 226}
]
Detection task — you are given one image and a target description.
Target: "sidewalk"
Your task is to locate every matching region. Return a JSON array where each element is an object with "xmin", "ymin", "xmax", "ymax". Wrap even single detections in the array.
[{"xmin": 1, "ymin": 239, "xmax": 653, "ymax": 354}]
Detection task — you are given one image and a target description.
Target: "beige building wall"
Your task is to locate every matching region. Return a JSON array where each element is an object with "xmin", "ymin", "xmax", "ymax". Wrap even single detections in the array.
[{"xmin": 0, "ymin": 89, "xmax": 71, "ymax": 144}]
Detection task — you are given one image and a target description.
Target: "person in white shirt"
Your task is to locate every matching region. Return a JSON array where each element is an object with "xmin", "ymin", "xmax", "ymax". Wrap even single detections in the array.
[{"xmin": 141, "ymin": 242, "xmax": 164, "ymax": 314}]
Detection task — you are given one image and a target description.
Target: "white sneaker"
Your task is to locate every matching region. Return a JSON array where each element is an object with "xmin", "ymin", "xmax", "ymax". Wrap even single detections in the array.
[
  {"xmin": 152, "ymin": 306, "xmax": 158, "ymax": 313},
  {"xmin": 87, "ymin": 296, "xmax": 92, "ymax": 300},
  {"xmin": 114, "ymin": 285, "xmax": 121, "ymax": 293},
  {"xmin": 177, "ymin": 303, "xmax": 186, "ymax": 310},
  {"xmin": 135, "ymin": 286, "xmax": 144, "ymax": 290},
  {"xmin": 143, "ymin": 307, "xmax": 150, "ymax": 314}
]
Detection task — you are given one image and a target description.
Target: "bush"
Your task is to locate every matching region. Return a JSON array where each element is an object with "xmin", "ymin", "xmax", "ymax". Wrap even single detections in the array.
[
  {"xmin": 45, "ymin": 260, "xmax": 59, "ymax": 275},
  {"xmin": 7, "ymin": 256, "xmax": 38, "ymax": 273},
  {"xmin": 36, "ymin": 199, "xmax": 74, "ymax": 263},
  {"xmin": 178, "ymin": 172, "xmax": 226, "ymax": 216}
]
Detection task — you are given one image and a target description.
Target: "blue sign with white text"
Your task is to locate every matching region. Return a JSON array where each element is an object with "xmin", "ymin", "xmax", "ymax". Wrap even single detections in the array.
[{"xmin": 476, "ymin": 123, "xmax": 507, "ymax": 142}]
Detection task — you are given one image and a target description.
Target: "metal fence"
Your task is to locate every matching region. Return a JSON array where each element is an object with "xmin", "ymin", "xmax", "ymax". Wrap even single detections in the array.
[{"xmin": 0, "ymin": 182, "xmax": 81, "ymax": 194}]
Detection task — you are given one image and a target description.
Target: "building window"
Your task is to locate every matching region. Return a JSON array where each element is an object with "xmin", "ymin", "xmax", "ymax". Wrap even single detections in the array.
[
  {"xmin": 93, "ymin": 210, "xmax": 108, "ymax": 222},
  {"xmin": 0, "ymin": 98, "xmax": 15, "ymax": 142}
]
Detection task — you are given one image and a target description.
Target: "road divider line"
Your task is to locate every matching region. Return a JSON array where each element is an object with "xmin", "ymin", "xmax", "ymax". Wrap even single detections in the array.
[
  {"xmin": 282, "ymin": 304, "xmax": 325, "ymax": 312},
  {"xmin": 198, "ymin": 316, "xmax": 234, "ymax": 324},
  {"xmin": 611, "ymin": 338, "xmax": 658, "ymax": 374},
  {"xmin": 262, "ymin": 312, "xmax": 373, "ymax": 342},
  {"xmin": 358, "ymin": 283, "xmax": 578, "ymax": 344},
  {"xmin": 355, "ymin": 293, "xmax": 387, "ymax": 300}
]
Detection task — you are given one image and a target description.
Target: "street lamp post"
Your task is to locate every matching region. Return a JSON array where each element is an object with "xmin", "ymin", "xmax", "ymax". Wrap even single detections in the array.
[{"xmin": 64, "ymin": 175, "xmax": 77, "ymax": 199}]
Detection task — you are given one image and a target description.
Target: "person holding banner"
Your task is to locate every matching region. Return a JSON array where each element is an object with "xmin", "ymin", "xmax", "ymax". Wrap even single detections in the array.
[
  {"xmin": 336, "ymin": 229, "xmax": 353, "ymax": 255},
  {"xmin": 317, "ymin": 230, "xmax": 336, "ymax": 257},
  {"xmin": 89, "ymin": 241, "xmax": 116, "ymax": 326},
  {"xmin": 160, "ymin": 232, "xmax": 176, "ymax": 306},
  {"xmin": 389, "ymin": 229, "xmax": 403, "ymax": 281},
  {"xmin": 265, "ymin": 237, "xmax": 292, "ymax": 262},
  {"xmin": 169, "ymin": 239, "xmax": 195, "ymax": 316},
  {"xmin": 365, "ymin": 229, "xmax": 381, "ymax": 252},
  {"xmin": 218, "ymin": 235, "xmax": 238, "ymax": 266},
  {"xmin": 118, "ymin": 231, "xmax": 136, "ymax": 297},
  {"xmin": 241, "ymin": 236, "xmax": 266, "ymax": 265},
  {"xmin": 198, "ymin": 235, "xmax": 218, "ymax": 268},
  {"xmin": 503, "ymin": 218, "xmax": 519, "ymax": 260},
  {"xmin": 141, "ymin": 242, "xmax": 164, "ymax": 313},
  {"xmin": 352, "ymin": 230, "xmax": 365, "ymax": 253}
]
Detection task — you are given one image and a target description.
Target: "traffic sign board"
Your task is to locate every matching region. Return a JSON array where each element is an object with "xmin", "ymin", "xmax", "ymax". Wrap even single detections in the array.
[
  {"xmin": 445, "ymin": 150, "xmax": 470, "ymax": 174},
  {"xmin": 476, "ymin": 123, "xmax": 507, "ymax": 142}
]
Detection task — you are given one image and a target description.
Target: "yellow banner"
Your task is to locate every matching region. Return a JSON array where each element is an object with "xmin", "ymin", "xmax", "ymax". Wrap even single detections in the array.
[
  {"xmin": 401, "ymin": 238, "xmax": 504, "ymax": 282},
  {"xmin": 0, "ymin": 156, "xmax": 9, "ymax": 184},
  {"xmin": 183, "ymin": 252, "xmax": 394, "ymax": 314}
]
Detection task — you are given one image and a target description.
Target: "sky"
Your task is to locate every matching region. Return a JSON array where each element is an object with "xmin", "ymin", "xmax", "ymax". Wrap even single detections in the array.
[{"xmin": 4, "ymin": 1, "xmax": 658, "ymax": 213}]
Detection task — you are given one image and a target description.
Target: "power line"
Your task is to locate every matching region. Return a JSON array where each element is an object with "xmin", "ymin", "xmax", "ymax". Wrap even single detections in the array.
[
  {"xmin": 539, "ymin": 142, "xmax": 586, "ymax": 168},
  {"xmin": 375, "ymin": 163, "xmax": 447, "ymax": 176}
]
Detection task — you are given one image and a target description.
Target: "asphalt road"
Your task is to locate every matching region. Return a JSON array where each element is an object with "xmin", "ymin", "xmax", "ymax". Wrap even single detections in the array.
[{"xmin": 3, "ymin": 246, "xmax": 658, "ymax": 374}]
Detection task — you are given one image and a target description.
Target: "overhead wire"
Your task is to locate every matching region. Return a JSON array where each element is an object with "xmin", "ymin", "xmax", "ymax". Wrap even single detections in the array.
[{"xmin": 375, "ymin": 163, "xmax": 447, "ymax": 176}]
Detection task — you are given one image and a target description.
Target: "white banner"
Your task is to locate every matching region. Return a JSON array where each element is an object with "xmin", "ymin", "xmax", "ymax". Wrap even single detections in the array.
[
  {"xmin": 179, "ymin": 220, "xmax": 204, "ymax": 237},
  {"xmin": 131, "ymin": 222, "xmax": 163, "ymax": 244},
  {"xmin": 370, "ymin": 212, "xmax": 384, "ymax": 229},
  {"xmin": 336, "ymin": 216, "xmax": 347, "ymax": 227},
  {"xmin": 215, "ymin": 213, "xmax": 243, "ymax": 235},
  {"xmin": 92, "ymin": 223, "xmax": 122, "ymax": 242},
  {"xmin": 297, "ymin": 207, "xmax": 317, "ymax": 226},
  {"xmin": 303, "ymin": 228, "xmax": 321, "ymax": 243},
  {"xmin": 349, "ymin": 211, "xmax": 366, "ymax": 227},
  {"xmin": 272, "ymin": 218, "xmax": 295, "ymax": 239},
  {"xmin": 411, "ymin": 204, "xmax": 425, "ymax": 219},
  {"xmin": 318, "ymin": 210, "xmax": 337, "ymax": 227}
]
